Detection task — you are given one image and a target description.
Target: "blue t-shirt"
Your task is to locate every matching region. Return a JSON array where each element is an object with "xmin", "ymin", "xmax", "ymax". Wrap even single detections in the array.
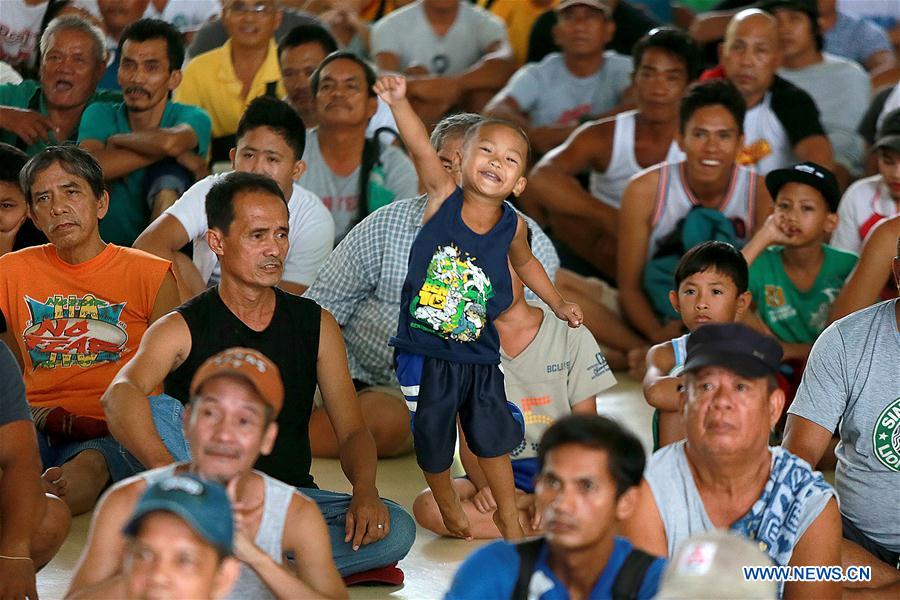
[
  {"xmin": 391, "ymin": 187, "xmax": 517, "ymax": 364},
  {"xmin": 78, "ymin": 101, "xmax": 212, "ymax": 246},
  {"xmin": 446, "ymin": 536, "xmax": 666, "ymax": 600}
]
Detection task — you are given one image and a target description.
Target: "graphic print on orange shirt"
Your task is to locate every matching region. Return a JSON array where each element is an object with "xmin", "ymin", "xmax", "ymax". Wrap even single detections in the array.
[{"xmin": 23, "ymin": 293, "xmax": 128, "ymax": 369}]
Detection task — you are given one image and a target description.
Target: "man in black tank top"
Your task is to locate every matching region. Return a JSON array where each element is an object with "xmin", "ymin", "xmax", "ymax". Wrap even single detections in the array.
[{"xmin": 100, "ymin": 172, "xmax": 415, "ymax": 579}]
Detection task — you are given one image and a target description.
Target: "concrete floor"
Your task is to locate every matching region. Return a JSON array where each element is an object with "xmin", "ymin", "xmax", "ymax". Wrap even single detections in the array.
[{"xmin": 37, "ymin": 376, "xmax": 652, "ymax": 600}]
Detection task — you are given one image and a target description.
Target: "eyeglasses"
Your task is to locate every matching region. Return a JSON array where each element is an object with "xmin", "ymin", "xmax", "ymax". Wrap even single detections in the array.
[{"xmin": 226, "ymin": 1, "xmax": 275, "ymax": 14}]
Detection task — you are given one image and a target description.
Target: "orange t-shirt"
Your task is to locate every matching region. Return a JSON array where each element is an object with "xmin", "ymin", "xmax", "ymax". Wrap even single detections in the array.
[{"xmin": 0, "ymin": 244, "xmax": 172, "ymax": 418}]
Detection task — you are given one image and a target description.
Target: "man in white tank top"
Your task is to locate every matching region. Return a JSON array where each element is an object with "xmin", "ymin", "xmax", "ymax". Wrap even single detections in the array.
[
  {"xmin": 618, "ymin": 80, "xmax": 772, "ymax": 345},
  {"xmin": 523, "ymin": 28, "xmax": 697, "ymax": 281},
  {"xmin": 66, "ymin": 348, "xmax": 347, "ymax": 600}
]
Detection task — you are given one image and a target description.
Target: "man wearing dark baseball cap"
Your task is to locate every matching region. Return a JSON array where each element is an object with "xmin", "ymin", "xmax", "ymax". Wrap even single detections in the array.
[
  {"xmin": 120, "ymin": 474, "xmax": 240, "ymax": 599},
  {"xmin": 624, "ymin": 324, "xmax": 842, "ymax": 598},
  {"xmin": 66, "ymin": 348, "xmax": 348, "ymax": 600}
]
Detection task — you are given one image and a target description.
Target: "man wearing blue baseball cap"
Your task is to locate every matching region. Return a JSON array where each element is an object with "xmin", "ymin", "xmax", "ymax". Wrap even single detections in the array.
[
  {"xmin": 623, "ymin": 323, "xmax": 842, "ymax": 598},
  {"xmin": 120, "ymin": 475, "xmax": 240, "ymax": 600}
]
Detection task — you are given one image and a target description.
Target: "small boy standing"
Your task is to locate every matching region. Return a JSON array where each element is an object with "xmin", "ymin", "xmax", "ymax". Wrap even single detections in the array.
[
  {"xmin": 643, "ymin": 241, "xmax": 751, "ymax": 449},
  {"xmin": 375, "ymin": 75, "xmax": 582, "ymax": 541},
  {"xmin": 741, "ymin": 162, "xmax": 858, "ymax": 364}
]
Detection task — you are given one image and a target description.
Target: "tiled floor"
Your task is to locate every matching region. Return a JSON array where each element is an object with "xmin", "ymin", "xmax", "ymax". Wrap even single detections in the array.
[{"xmin": 37, "ymin": 376, "xmax": 652, "ymax": 599}]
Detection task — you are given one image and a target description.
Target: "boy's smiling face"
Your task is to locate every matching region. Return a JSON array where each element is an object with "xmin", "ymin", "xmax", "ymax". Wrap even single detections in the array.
[
  {"xmin": 460, "ymin": 123, "xmax": 529, "ymax": 200},
  {"xmin": 669, "ymin": 269, "xmax": 750, "ymax": 331}
]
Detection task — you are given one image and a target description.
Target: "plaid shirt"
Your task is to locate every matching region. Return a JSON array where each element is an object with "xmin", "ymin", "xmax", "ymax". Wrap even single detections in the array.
[{"xmin": 306, "ymin": 195, "xmax": 560, "ymax": 386}]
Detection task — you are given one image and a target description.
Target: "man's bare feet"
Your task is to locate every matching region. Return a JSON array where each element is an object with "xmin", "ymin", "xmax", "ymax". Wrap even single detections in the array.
[
  {"xmin": 493, "ymin": 509, "xmax": 525, "ymax": 540},
  {"xmin": 438, "ymin": 497, "xmax": 473, "ymax": 541},
  {"xmin": 41, "ymin": 466, "xmax": 66, "ymax": 497}
]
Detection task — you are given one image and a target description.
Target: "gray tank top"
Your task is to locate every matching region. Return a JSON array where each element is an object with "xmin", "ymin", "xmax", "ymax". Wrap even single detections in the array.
[
  {"xmin": 646, "ymin": 161, "xmax": 758, "ymax": 260},
  {"xmin": 589, "ymin": 110, "xmax": 684, "ymax": 209},
  {"xmin": 140, "ymin": 464, "xmax": 295, "ymax": 600}
]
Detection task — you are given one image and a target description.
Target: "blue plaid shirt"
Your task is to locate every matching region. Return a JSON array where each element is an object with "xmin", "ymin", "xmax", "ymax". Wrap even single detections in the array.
[{"xmin": 305, "ymin": 195, "xmax": 560, "ymax": 386}]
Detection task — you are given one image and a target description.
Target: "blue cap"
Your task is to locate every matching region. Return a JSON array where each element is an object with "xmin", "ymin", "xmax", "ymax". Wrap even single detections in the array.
[{"xmin": 123, "ymin": 474, "xmax": 234, "ymax": 556}]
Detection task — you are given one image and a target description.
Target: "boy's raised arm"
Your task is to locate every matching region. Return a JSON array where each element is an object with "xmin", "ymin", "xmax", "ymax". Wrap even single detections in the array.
[{"xmin": 374, "ymin": 75, "xmax": 456, "ymax": 222}]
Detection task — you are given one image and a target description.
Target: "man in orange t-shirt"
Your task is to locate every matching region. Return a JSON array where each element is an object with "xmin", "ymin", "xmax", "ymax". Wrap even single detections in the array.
[{"xmin": 0, "ymin": 146, "xmax": 180, "ymax": 515}]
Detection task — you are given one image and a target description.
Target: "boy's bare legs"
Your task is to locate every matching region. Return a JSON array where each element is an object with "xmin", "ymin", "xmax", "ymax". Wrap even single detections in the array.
[
  {"xmin": 413, "ymin": 480, "xmax": 537, "ymax": 539},
  {"xmin": 423, "ymin": 469, "xmax": 472, "ymax": 540},
  {"xmin": 477, "ymin": 454, "xmax": 525, "ymax": 540}
]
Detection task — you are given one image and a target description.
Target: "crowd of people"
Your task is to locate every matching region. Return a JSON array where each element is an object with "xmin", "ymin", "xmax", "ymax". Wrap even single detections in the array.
[{"xmin": 0, "ymin": 1, "xmax": 898, "ymax": 599}]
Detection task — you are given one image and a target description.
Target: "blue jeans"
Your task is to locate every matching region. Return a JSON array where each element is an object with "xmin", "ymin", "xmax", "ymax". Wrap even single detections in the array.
[
  {"xmin": 299, "ymin": 487, "xmax": 416, "ymax": 576},
  {"xmin": 37, "ymin": 394, "xmax": 190, "ymax": 482}
]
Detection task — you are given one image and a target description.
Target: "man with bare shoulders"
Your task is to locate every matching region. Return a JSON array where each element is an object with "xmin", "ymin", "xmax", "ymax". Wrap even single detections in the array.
[
  {"xmin": 103, "ymin": 172, "xmax": 416, "ymax": 581},
  {"xmin": 68, "ymin": 347, "xmax": 346, "ymax": 599}
]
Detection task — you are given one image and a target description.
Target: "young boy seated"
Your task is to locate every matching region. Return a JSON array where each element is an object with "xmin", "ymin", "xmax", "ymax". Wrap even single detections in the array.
[
  {"xmin": 375, "ymin": 75, "xmax": 582, "ymax": 541},
  {"xmin": 412, "ymin": 262, "xmax": 616, "ymax": 539},
  {"xmin": 742, "ymin": 162, "xmax": 858, "ymax": 367},
  {"xmin": 642, "ymin": 241, "xmax": 751, "ymax": 449},
  {"xmin": 831, "ymin": 108, "xmax": 900, "ymax": 255}
]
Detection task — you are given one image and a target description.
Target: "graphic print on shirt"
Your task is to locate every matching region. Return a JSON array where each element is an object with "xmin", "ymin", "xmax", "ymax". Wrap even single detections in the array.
[
  {"xmin": 410, "ymin": 244, "xmax": 493, "ymax": 342},
  {"xmin": 873, "ymin": 398, "xmax": 900, "ymax": 472},
  {"xmin": 22, "ymin": 294, "xmax": 128, "ymax": 369},
  {"xmin": 738, "ymin": 139, "xmax": 772, "ymax": 166}
]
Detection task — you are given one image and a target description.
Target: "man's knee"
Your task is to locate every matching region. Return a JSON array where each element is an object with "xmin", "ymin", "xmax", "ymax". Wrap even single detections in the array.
[
  {"xmin": 384, "ymin": 500, "xmax": 416, "ymax": 560},
  {"xmin": 33, "ymin": 493, "xmax": 71, "ymax": 569}
]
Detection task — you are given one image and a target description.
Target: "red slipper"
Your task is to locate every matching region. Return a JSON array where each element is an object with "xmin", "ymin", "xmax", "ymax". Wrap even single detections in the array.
[{"xmin": 342, "ymin": 562, "xmax": 404, "ymax": 586}]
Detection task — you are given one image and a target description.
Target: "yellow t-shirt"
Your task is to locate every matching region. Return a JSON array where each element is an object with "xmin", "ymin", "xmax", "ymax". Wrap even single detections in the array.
[
  {"xmin": 479, "ymin": 0, "xmax": 558, "ymax": 66},
  {"xmin": 175, "ymin": 39, "xmax": 286, "ymax": 139}
]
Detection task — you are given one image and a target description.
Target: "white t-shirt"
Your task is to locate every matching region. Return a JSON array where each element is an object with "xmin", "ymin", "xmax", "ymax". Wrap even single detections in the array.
[
  {"xmin": 0, "ymin": 61, "xmax": 23, "ymax": 85},
  {"xmin": 0, "ymin": 1, "xmax": 48, "ymax": 70},
  {"xmin": 499, "ymin": 51, "xmax": 632, "ymax": 127},
  {"xmin": 831, "ymin": 174, "xmax": 899, "ymax": 254},
  {"xmin": 74, "ymin": 0, "xmax": 220, "ymax": 34},
  {"xmin": 164, "ymin": 172, "xmax": 335, "ymax": 287},
  {"xmin": 371, "ymin": 0, "xmax": 508, "ymax": 76}
]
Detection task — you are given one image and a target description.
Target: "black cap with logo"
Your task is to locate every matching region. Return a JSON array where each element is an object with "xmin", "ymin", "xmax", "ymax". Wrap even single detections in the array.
[{"xmin": 683, "ymin": 323, "xmax": 783, "ymax": 379}]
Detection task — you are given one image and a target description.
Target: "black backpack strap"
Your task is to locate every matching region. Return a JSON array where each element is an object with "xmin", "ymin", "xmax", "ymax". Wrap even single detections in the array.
[
  {"xmin": 357, "ymin": 134, "xmax": 381, "ymax": 221},
  {"xmin": 264, "ymin": 80, "xmax": 278, "ymax": 98},
  {"xmin": 611, "ymin": 547, "xmax": 657, "ymax": 600},
  {"xmin": 511, "ymin": 537, "xmax": 545, "ymax": 600}
]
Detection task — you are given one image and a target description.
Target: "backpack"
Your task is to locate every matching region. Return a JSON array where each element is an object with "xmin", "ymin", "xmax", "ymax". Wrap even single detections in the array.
[
  {"xmin": 511, "ymin": 538, "xmax": 657, "ymax": 600},
  {"xmin": 357, "ymin": 126, "xmax": 401, "ymax": 222}
]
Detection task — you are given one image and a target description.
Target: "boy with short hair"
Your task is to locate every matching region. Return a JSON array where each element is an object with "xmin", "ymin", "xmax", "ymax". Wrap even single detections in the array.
[
  {"xmin": 741, "ymin": 161, "xmax": 858, "ymax": 363},
  {"xmin": 643, "ymin": 241, "xmax": 751, "ymax": 449},
  {"xmin": 375, "ymin": 75, "xmax": 582, "ymax": 541},
  {"xmin": 831, "ymin": 108, "xmax": 900, "ymax": 255}
]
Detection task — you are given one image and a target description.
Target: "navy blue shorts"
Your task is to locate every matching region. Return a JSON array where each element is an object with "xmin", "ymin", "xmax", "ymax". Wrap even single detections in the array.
[{"xmin": 395, "ymin": 351, "xmax": 524, "ymax": 473}]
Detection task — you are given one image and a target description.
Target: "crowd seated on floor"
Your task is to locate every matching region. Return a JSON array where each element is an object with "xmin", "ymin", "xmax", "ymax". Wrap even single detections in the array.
[{"xmin": 0, "ymin": 1, "xmax": 898, "ymax": 598}]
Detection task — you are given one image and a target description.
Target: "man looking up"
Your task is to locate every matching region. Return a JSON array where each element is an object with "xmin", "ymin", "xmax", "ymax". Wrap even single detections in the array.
[
  {"xmin": 68, "ymin": 349, "xmax": 347, "ymax": 599},
  {"xmin": 79, "ymin": 18, "xmax": 212, "ymax": 247},
  {"xmin": 0, "ymin": 16, "xmax": 114, "ymax": 156},
  {"xmin": 175, "ymin": 0, "xmax": 285, "ymax": 164},
  {"xmin": 716, "ymin": 9, "xmax": 833, "ymax": 175}
]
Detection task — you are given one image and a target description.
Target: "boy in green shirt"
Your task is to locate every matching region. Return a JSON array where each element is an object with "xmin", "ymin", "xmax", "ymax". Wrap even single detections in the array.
[{"xmin": 742, "ymin": 161, "xmax": 857, "ymax": 363}]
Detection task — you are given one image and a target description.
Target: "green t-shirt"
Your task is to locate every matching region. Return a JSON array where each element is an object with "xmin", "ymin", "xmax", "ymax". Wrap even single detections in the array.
[
  {"xmin": 0, "ymin": 80, "xmax": 121, "ymax": 155},
  {"xmin": 78, "ymin": 101, "xmax": 212, "ymax": 247},
  {"xmin": 748, "ymin": 245, "xmax": 858, "ymax": 344}
]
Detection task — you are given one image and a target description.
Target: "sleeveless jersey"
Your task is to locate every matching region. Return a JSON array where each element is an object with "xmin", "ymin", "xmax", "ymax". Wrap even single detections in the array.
[
  {"xmin": 589, "ymin": 110, "xmax": 685, "ymax": 209},
  {"xmin": 166, "ymin": 287, "xmax": 321, "ymax": 488},
  {"xmin": 390, "ymin": 187, "xmax": 517, "ymax": 364},
  {"xmin": 647, "ymin": 161, "xmax": 759, "ymax": 260},
  {"xmin": 0, "ymin": 244, "xmax": 171, "ymax": 418}
]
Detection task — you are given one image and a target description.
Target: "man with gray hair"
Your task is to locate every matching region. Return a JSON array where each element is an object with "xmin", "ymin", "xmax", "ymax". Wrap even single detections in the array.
[
  {"xmin": 0, "ymin": 146, "xmax": 181, "ymax": 516},
  {"xmin": 305, "ymin": 112, "xmax": 559, "ymax": 459},
  {"xmin": 0, "ymin": 15, "xmax": 118, "ymax": 156}
]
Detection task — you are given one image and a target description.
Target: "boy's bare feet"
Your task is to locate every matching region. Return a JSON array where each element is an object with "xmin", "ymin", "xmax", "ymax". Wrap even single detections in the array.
[
  {"xmin": 438, "ymin": 496, "xmax": 473, "ymax": 541},
  {"xmin": 493, "ymin": 508, "xmax": 525, "ymax": 540}
]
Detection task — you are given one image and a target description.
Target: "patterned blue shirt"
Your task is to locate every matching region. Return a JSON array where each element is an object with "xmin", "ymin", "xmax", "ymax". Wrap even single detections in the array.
[
  {"xmin": 305, "ymin": 195, "xmax": 559, "ymax": 386},
  {"xmin": 824, "ymin": 11, "xmax": 893, "ymax": 68}
]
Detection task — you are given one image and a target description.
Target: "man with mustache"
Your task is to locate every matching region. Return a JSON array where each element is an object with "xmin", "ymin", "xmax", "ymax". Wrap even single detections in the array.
[
  {"xmin": 0, "ymin": 15, "xmax": 117, "ymax": 157},
  {"xmin": 446, "ymin": 414, "xmax": 666, "ymax": 599},
  {"xmin": 0, "ymin": 146, "xmax": 180, "ymax": 517},
  {"xmin": 104, "ymin": 172, "xmax": 416, "ymax": 583},
  {"xmin": 623, "ymin": 323, "xmax": 841, "ymax": 599},
  {"xmin": 79, "ymin": 18, "xmax": 212, "ymax": 247}
]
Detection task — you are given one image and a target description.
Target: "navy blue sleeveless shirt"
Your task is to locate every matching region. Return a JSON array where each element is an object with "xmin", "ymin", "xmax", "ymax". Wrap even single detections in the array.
[{"xmin": 390, "ymin": 187, "xmax": 517, "ymax": 364}]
